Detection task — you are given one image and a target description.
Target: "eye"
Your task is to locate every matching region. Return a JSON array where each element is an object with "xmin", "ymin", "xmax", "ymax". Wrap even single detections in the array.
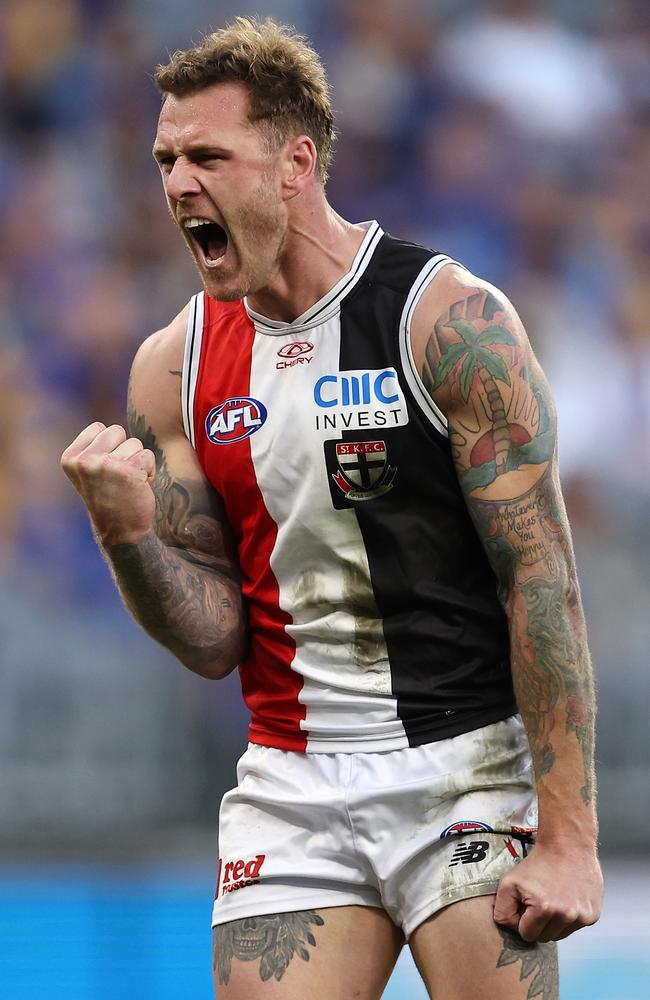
[
  {"xmin": 157, "ymin": 156, "xmax": 175, "ymax": 171},
  {"xmin": 195, "ymin": 154, "xmax": 224, "ymax": 165}
]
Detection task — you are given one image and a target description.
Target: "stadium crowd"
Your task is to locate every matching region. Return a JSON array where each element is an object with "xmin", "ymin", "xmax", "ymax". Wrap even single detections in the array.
[{"xmin": 1, "ymin": 0, "xmax": 648, "ymax": 845}]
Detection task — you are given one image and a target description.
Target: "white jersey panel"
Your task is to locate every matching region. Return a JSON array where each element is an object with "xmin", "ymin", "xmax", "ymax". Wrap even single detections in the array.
[{"xmin": 246, "ymin": 312, "xmax": 407, "ymax": 752}]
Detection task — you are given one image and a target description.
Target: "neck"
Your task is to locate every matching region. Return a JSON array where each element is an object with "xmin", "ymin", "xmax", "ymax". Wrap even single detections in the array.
[{"xmin": 246, "ymin": 194, "xmax": 368, "ymax": 322}]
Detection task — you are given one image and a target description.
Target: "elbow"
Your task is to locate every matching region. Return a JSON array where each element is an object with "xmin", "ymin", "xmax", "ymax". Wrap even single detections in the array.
[
  {"xmin": 191, "ymin": 656, "xmax": 239, "ymax": 681},
  {"xmin": 179, "ymin": 633, "xmax": 246, "ymax": 680}
]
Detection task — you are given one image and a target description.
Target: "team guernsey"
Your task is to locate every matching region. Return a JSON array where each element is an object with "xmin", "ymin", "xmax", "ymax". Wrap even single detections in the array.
[{"xmin": 181, "ymin": 221, "xmax": 516, "ymax": 753}]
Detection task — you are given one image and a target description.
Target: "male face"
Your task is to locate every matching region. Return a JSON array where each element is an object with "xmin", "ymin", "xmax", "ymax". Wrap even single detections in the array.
[{"xmin": 153, "ymin": 81, "xmax": 287, "ymax": 301}]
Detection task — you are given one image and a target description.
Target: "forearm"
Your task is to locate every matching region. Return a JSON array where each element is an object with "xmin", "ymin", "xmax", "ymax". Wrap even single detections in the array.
[
  {"xmin": 106, "ymin": 530, "xmax": 246, "ymax": 678},
  {"xmin": 506, "ymin": 564, "xmax": 597, "ymax": 845}
]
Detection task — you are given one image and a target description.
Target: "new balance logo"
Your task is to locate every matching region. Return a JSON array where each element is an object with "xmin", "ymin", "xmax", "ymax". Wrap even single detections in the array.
[{"xmin": 448, "ymin": 841, "xmax": 490, "ymax": 867}]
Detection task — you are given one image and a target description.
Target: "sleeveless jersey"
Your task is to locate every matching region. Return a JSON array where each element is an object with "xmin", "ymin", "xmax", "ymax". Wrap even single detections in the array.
[{"xmin": 181, "ymin": 221, "xmax": 516, "ymax": 753}]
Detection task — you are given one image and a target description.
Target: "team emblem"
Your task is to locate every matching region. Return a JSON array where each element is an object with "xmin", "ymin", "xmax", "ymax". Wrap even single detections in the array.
[
  {"xmin": 205, "ymin": 397, "xmax": 267, "ymax": 445},
  {"xmin": 440, "ymin": 820, "xmax": 494, "ymax": 839},
  {"xmin": 331, "ymin": 440, "xmax": 396, "ymax": 502}
]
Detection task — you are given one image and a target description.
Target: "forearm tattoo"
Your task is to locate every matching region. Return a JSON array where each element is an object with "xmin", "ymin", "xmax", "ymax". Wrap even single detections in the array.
[
  {"xmin": 104, "ymin": 395, "xmax": 244, "ymax": 673},
  {"xmin": 422, "ymin": 288, "xmax": 595, "ymax": 804},
  {"xmin": 496, "ymin": 926, "xmax": 559, "ymax": 999},
  {"xmin": 213, "ymin": 911, "xmax": 325, "ymax": 985}
]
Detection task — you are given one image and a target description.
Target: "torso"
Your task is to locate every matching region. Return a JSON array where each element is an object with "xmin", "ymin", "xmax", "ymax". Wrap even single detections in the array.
[{"xmin": 182, "ymin": 222, "xmax": 516, "ymax": 752}]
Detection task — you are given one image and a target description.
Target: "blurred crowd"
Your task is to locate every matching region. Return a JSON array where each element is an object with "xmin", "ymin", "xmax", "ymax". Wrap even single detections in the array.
[{"xmin": 1, "ymin": 0, "xmax": 648, "ymax": 844}]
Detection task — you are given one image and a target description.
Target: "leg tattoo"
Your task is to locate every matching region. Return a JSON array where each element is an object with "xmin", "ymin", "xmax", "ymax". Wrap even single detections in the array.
[
  {"xmin": 496, "ymin": 926, "xmax": 559, "ymax": 999},
  {"xmin": 214, "ymin": 910, "xmax": 325, "ymax": 985}
]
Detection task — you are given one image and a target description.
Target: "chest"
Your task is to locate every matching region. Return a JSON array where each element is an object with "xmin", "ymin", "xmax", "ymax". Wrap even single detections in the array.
[{"xmin": 194, "ymin": 309, "xmax": 412, "ymax": 525}]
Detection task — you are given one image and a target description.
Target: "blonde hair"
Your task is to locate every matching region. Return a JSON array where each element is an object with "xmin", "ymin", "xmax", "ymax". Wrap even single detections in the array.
[{"xmin": 154, "ymin": 16, "xmax": 335, "ymax": 183}]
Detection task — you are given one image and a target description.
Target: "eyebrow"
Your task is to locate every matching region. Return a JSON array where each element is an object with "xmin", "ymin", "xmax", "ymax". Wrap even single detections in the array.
[{"xmin": 152, "ymin": 143, "xmax": 232, "ymax": 161}]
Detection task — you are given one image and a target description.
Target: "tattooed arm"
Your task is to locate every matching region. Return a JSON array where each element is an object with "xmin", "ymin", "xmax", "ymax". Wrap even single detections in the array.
[
  {"xmin": 410, "ymin": 266, "xmax": 602, "ymax": 941},
  {"xmin": 61, "ymin": 305, "xmax": 246, "ymax": 679}
]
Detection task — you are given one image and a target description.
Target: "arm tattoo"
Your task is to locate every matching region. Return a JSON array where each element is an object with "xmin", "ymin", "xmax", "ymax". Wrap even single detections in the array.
[
  {"xmin": 213, "ymin": 911, "xmax": 325, "ymax": 985},
  {"xmin": 496, "ymin": 926, "xmax": 559, "ymax": 999},
  {"xmin": 423, "ymin": 289, "xmax": 595, "ymax": 805},
  {"xmin": 104, "ymin": 396, "xmax": 244, "ymax": 675}
]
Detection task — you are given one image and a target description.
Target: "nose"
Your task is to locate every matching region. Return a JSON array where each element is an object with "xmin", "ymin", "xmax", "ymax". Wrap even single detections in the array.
[{"xmin": 164, "ymin": 156, "xmax": 202, "ymax": 202}]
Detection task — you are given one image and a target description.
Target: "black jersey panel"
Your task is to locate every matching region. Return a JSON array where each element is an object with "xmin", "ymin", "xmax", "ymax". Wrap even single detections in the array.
[{"xmin": 337, "ymin": 236, "xmax": 516, "ymax": 746}]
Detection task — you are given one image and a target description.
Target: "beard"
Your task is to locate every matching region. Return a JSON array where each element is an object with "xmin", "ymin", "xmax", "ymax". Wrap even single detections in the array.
[{"xmin": 196, "ymin": 174, "xmax": 286, "ymax": 302}]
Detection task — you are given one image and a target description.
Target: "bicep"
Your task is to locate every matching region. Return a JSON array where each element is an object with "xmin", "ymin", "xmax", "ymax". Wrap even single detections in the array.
[{"xmin": 411, "ymin": 274, "xmax": 574, "ymax": 599}]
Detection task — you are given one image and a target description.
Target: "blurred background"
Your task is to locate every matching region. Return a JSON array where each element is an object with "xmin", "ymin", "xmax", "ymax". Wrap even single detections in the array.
[{"xmin": 0, "ymin": 0, "xmax": 648, "ymax": 997}]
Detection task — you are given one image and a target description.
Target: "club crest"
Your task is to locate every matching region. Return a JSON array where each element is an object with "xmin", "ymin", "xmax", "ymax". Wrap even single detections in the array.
[{"xmin": 331, "ymin": 440, "xmax": 396, "ymax": 502}]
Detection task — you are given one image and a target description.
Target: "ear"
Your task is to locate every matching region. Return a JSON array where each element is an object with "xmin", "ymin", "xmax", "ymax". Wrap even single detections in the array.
[{"xmin": 280, "ymin": 135, "xmax": 318, "ymax": 199}]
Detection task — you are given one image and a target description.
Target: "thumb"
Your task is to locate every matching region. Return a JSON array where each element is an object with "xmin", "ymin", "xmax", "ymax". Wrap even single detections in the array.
[
  {"xmin": 127, "ymin": 448, "xmax": 156, "ymax": 481},
  {"xmin": 493, "ymin": 873, "xmax": 522, "ymax": 931}
]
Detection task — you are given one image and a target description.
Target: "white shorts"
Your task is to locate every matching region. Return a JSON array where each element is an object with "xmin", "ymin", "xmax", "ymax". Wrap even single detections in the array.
[{"xmin": 212, "ymin": 715, "xmax": 536, "ymax": 939}]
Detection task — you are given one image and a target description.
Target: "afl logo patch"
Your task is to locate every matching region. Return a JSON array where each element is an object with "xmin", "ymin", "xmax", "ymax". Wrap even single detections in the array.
[
  {"xmin": 205, "ymin": 397, "xmax": 268, "ymax": 445},
  {"xmin": 277, "ymin": 341, "xmax": 313, "ymax": 358},
  {"xmin": 440, "ymin": 820, "xmax": 494, "ymax": 839}
]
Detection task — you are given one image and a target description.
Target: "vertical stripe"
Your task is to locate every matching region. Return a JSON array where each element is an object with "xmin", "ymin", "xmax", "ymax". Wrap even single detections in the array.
[
  {"xmin": 181, "ymin": 292, "xmax": 204, "ymax": 447},
  {"xmin": 193, "ymin": 298, "xmax": 305, "ymax": 751},
  {"xmin": 338, "ymin": 243, "xmax": 514, "ymax": 746},
  {"xmin": 247, "ymin": 314, "xmax": 404, "ymax": 752}
]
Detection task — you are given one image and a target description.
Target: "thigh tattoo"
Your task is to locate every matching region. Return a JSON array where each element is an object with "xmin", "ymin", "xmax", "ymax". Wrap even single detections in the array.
[
  {"xmin": 213, "ymin": 910, "xmax": 325, "ymax": 985},
  {"xmin": 496, "ymin": 926, "xmax": 559, "ymax": 999}
]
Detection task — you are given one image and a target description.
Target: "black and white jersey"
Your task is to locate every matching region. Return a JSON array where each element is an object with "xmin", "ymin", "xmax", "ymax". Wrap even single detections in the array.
[{"xmin": 182, "ymin": 221, "xmax": 516, "ymax": 752}]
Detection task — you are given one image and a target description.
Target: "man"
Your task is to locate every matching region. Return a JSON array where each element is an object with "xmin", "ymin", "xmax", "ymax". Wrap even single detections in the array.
[{"xmin": 61, "ymin": 17, "xmax": 603, "ymax": 1000}]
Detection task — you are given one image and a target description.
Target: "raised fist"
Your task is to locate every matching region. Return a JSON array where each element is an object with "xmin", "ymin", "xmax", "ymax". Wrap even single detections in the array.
[{"xmin": 61, "ymin": 421, "xmax": 157, "ymax": 546}]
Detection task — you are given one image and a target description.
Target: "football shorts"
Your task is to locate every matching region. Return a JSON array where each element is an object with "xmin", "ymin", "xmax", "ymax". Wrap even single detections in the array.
[{"xmin": 213, "ymin": 714, "xmax": 537, "ymax": 939}]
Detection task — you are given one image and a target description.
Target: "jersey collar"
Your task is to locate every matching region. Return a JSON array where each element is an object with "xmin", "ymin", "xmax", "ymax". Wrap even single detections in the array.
[{"xmin": 244, "ymin": 221, "xmax": 383, "ymax": 335}]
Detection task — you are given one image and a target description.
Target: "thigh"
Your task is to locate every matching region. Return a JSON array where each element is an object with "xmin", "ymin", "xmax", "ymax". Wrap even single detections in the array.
[
  {"xmin": 409, "ymin": 895, "xmax": 558, "ymax": 1000},
  {"xmin": 213, "ymin": 904, "xmax": 403, "ymax": 1000}
]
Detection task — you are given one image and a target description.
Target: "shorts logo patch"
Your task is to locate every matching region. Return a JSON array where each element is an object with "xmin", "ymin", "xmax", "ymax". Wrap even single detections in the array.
[
  {"xmin": 448, "ymin": 841, "xmax": 490, "ymax": 867},
  {"xmin": 440, "ymin": 820, "xmax": 494, "ymax": 839},
  {"xmin": 324, "ymin": 438, "xmax": 396, "ymax": 508},
  {"xmin": 205, "ymin": 397, "xmax": 267, "ymax": 444},
  {"xmin": 216, "ymin": 853, "xmax": 266, "ymax": 897}
]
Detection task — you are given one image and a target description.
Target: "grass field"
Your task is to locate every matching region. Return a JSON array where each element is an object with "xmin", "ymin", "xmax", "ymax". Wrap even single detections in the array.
[{"xmin": 1, "ymin": 860, "xmax": 647, "ymax": 998}]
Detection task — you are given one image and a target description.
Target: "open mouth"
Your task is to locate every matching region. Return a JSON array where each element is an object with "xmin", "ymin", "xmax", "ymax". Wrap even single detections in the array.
[{"xmin": 184, "ymin": 218, "xmax": 229, "ymax": 265}]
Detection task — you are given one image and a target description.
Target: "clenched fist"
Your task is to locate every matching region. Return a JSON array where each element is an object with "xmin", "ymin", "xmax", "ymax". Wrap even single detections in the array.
[{"xmin": 61, "ymin": 421, "xmax": 157, "ymax": 547}]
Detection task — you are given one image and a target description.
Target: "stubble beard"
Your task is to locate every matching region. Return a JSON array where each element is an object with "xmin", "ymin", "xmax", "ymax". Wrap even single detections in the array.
[{"xmin": 199, "ymin": 178, "xmax": 286, "ymax": 303}]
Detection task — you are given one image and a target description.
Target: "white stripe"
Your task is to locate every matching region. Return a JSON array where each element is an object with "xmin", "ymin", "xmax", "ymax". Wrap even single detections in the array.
[
  {"xmin": 247, "ymin": 312, "xmax": 406, "ymax": 752},
  {"xmin": 181, "ymin": 292, "xmax": 204, "ymax": 447},
  {"xmin": 398, "ymin": 254, "xmax": 461, "ymax": 438}
]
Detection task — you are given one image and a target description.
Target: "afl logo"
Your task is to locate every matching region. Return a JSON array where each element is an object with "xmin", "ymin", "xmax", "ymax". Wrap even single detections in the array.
[
  {"xmin": 440, "ymin": 820, "xmax": 494, "ymax": 839},
  {"xmin": 277, "ymin": 341, "xmax": 313, "ymax": 358},
  {"xmin": 205, "ymin": 397, "xmax": 268, "ymax": 445}
]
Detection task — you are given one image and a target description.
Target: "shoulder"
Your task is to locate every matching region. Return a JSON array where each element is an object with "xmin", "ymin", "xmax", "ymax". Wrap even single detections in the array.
[
  {"xmin": 408, "ymin": 265, "xmax": 540, "ymax": 410},
  {"xmin": 129, "ymin": 300, "xmax": 194, "ymax": 435},
  {"xmin": 131, "ymin": 300, "xmax": 192, "ymax": 379}
]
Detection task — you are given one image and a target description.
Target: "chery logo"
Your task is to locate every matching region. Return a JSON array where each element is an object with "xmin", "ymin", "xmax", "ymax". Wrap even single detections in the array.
[{"xmin": 276, "ymin": 341, "xmax": 314, "ymax": 369}]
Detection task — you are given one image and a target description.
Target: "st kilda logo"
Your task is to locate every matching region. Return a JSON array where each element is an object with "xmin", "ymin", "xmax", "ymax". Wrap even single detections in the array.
[
  {"xmin": 276, "ymin": 341, "xmax": 314, "ymax": 369},
  {"xmin": 205, "ymin": 396, "xmax": 267, "ymax": 445},
  {"xmin": 331, "ymin": 440, "xmax": 396, "ymax": 502}
]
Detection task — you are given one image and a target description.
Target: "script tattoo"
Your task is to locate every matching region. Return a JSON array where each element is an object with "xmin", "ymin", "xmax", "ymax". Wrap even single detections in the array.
[
  {"xmin": 422, "ymin": 289, "xmax": 595, "ymax": 804},
  {"xmin": 103, "ymin": 392, "xmax": 244, "ymax": 674},
  {"xmin": 496, "ymin": 926, "xmax": 559, "ymax": 998},
  {"xmin": 213, "ymin": 911, "xmax": 325, "ymax": 985}
]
